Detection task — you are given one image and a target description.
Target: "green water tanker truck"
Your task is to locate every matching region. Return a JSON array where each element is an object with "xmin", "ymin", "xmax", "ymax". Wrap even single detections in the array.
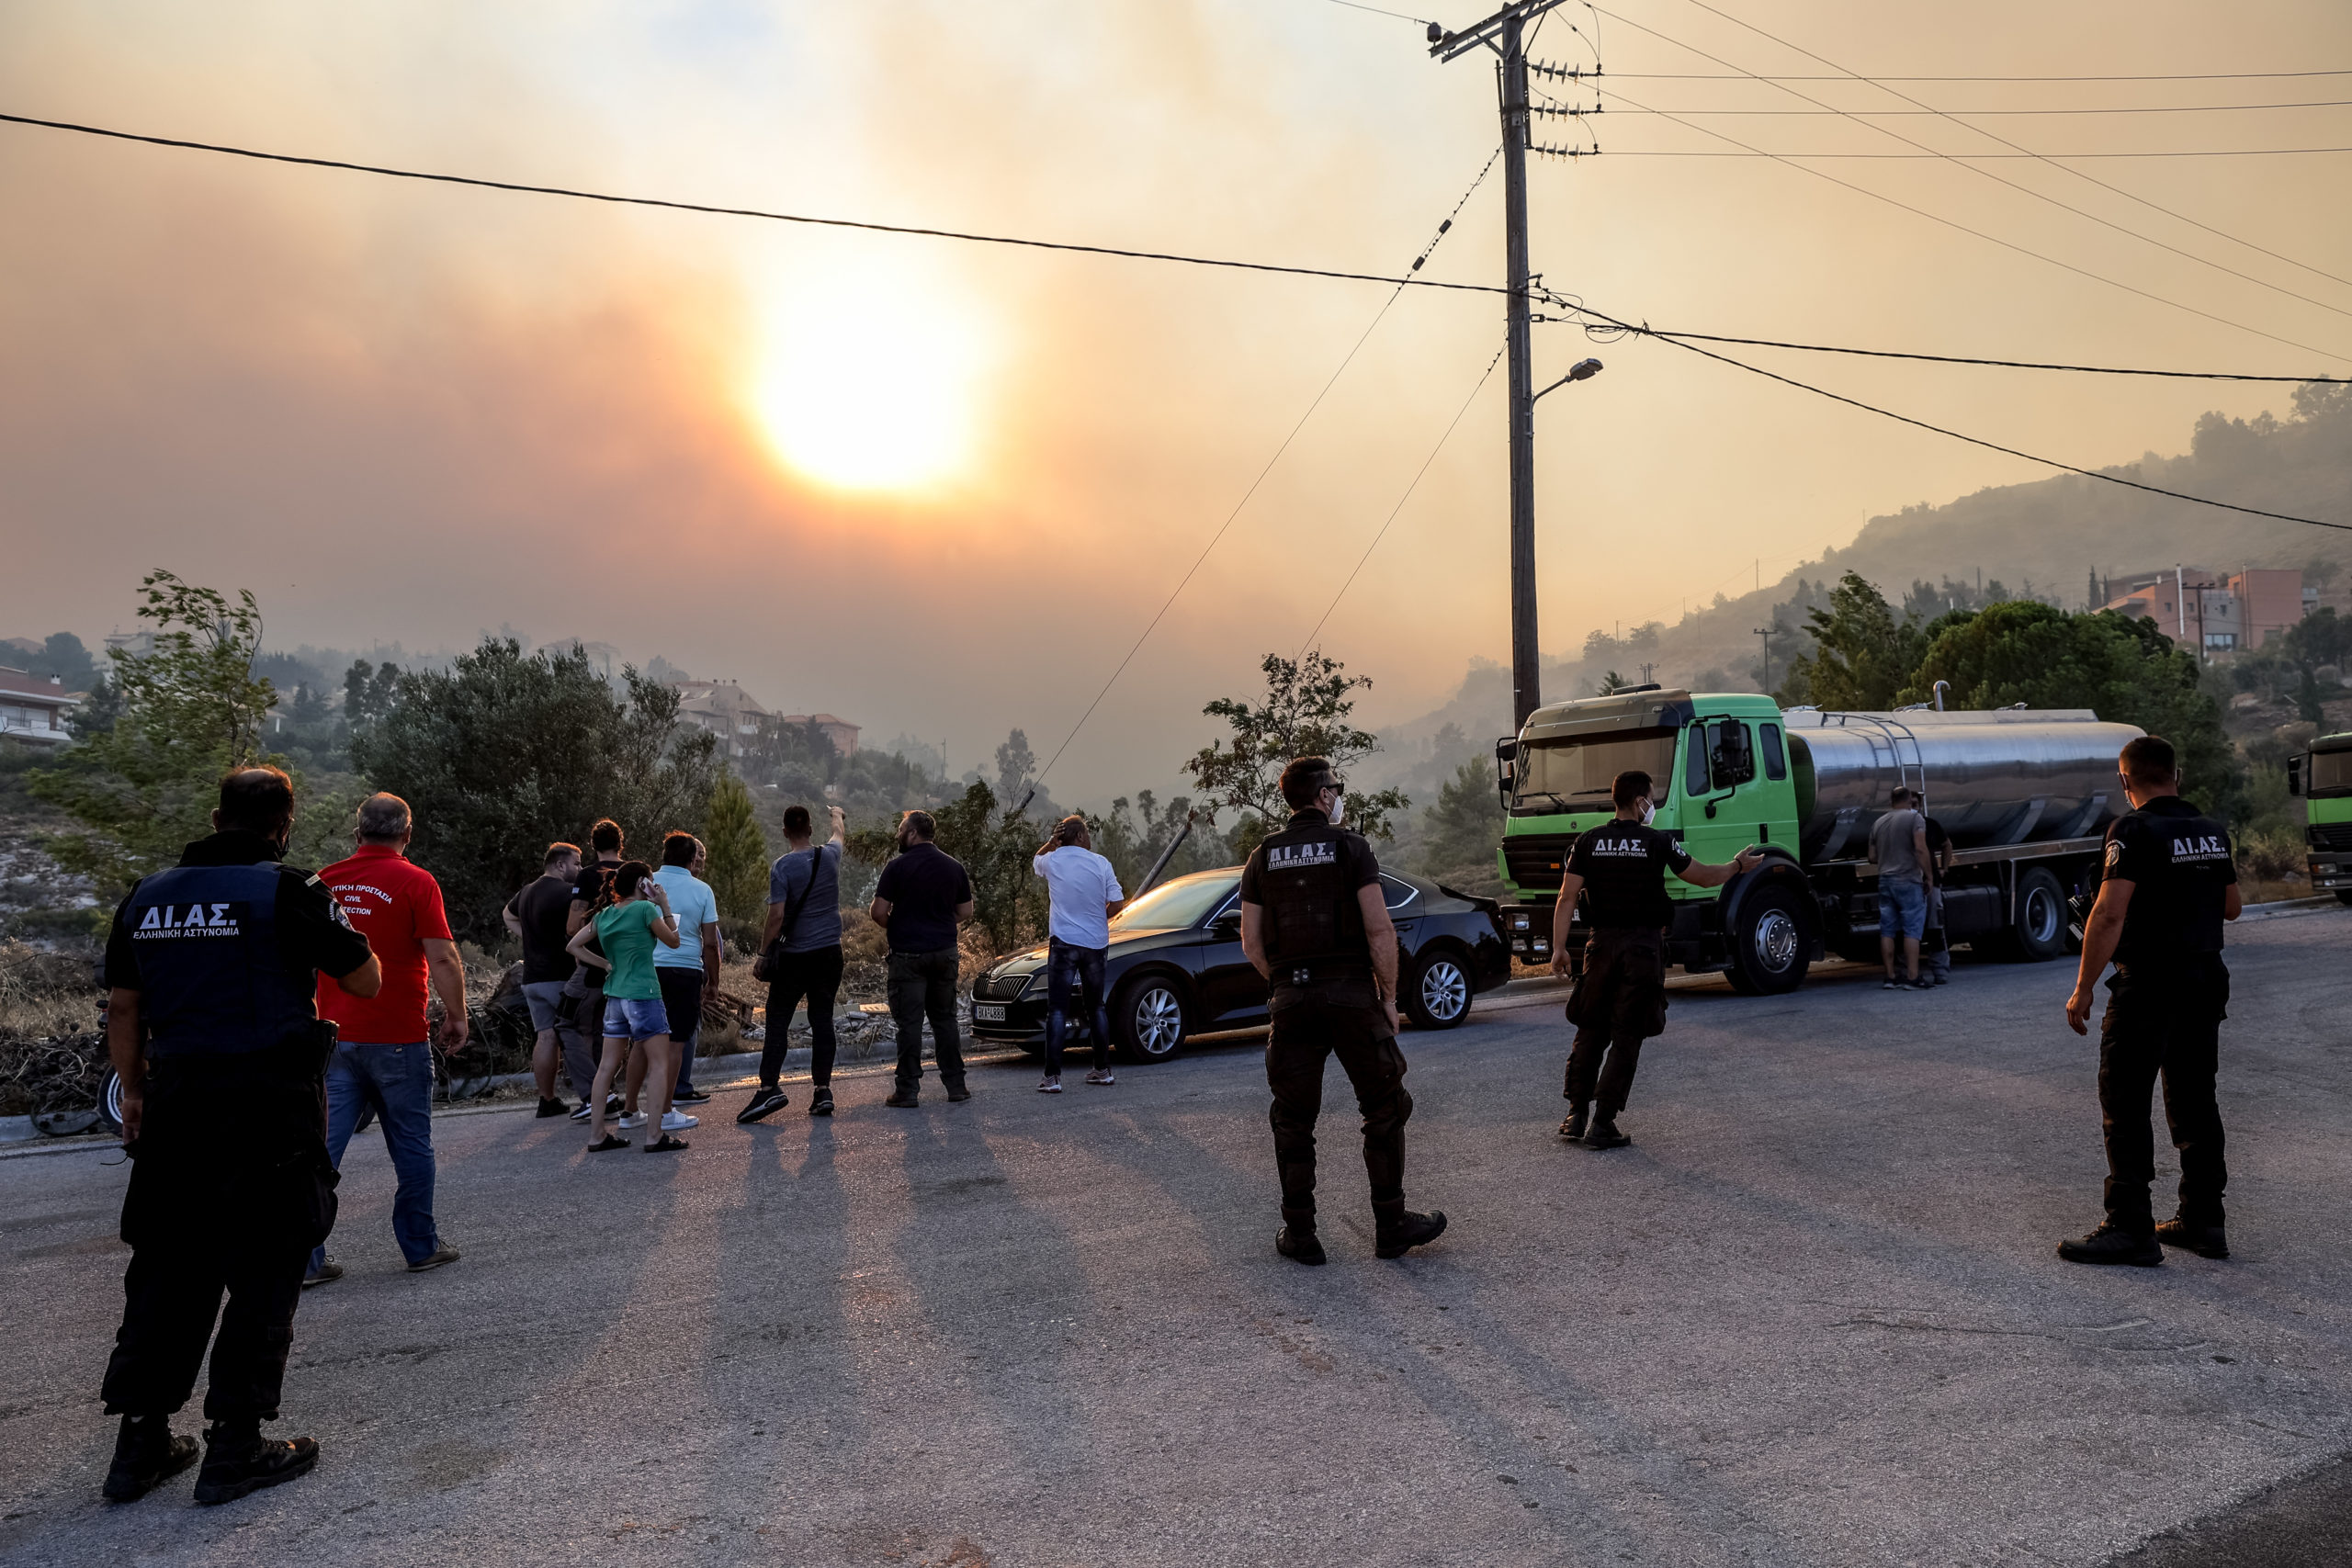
[
  {"xmin": 2288, "ymin": 730, "xmax": 2352, "ymax": 904},
  {"xmin": 1491, "ymin": 685, "xmax": 2146, "ymax": 993}
]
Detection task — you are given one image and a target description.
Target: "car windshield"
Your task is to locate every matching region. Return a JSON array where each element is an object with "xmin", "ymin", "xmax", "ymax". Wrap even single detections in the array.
[
  {"xmin": 1515, "ymin": 727, "xmax": 1679, "ymax": 809},
  {"xmin": 2312, "ymin": 746, "xmax": 2352, "ymax": 796},
  {"xmin": 1110, "ymin": 872, "xmax": 1240, "ymax": 931}
]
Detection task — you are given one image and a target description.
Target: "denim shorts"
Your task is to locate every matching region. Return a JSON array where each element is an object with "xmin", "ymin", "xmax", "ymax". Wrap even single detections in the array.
[
  {"xmin": 601, "ymin": 996, "xmax": 671, "ymax": 1041},
  {"xmin": 1878, "ymin": 877, "xmax": 1928, "ymax": 942}
]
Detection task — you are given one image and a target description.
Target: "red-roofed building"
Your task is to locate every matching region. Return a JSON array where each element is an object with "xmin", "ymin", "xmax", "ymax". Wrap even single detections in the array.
[{"xmin": 0, "ymin": 667, "xmax": 82, "ymax": 749}]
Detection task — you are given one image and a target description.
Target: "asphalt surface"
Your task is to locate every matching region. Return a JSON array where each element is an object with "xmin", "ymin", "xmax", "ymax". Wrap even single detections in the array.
[{"xmin": 3, "ymin": 909, "xmax": 2348, "ymax": 1568}]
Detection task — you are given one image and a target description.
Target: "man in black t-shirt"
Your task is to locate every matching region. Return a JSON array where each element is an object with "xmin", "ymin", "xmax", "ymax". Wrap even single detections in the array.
[
  {"xmin": 2059, "ymin": 736, "xmax": 2242, "ymax": 1267},
  {"xmin": 870, "ymin": 811, "xmax": 976, "ymax": 1107},
  {"xmin": 1920, "ymin": 814, "xmax": 1954, "ymax": 985},
  {"xmin": 1547, "ymin": 770, "xmax": 1759, "ymax": 1149},
  {"xmin": 503, "ymin": 840, "xmax": 583, "ymax": 1117}
]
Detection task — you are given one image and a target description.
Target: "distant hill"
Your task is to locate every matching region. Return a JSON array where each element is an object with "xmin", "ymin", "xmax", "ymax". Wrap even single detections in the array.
[{"xmin": 1367, "ymin": 382, "xmax": 2352, "ymax": 786}]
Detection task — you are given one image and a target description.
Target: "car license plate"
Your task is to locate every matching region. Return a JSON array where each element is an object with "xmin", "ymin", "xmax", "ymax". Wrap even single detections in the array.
[{"xmin": 974, "ymin": 1003, "xmax": 1007, "ymax": 1022}]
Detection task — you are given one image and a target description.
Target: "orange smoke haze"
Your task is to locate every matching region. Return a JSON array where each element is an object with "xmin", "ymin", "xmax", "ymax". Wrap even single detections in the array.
[{"xmin": 3, "ymin": 1, "xmax": 2348, "ymax": 798}]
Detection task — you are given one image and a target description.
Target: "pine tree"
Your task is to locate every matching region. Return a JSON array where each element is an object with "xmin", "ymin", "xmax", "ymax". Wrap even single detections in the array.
[{"xmin": 702, "ymin": 771, "xmax": 770, "ymax": 929}]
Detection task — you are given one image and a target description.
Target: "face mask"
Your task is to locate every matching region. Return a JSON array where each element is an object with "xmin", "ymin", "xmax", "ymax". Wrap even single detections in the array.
[
  {"xmin": 1328, "ymin": 793, "xmax": 1346, "ymax": 826},
  {"xmin": 1638, "ymin": 798, "xmax": 1657, "ymax": 827}
]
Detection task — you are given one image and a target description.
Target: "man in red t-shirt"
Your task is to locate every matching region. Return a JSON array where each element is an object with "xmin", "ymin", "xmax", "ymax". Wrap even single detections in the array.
[{"xmin": 308, "ymin": 794, "xmax": 467, "ymax": 1285}]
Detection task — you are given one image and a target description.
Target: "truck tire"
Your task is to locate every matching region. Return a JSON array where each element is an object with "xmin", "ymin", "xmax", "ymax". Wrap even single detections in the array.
[
  {"xmin": 1726, "ymin": 885, "xmax": 1811, "ymax": 995},
  {"xmin": 1111, "ymin": 974, "xmax": 1188, "ymax": 1064},
  {"xmin": 2007, "ymin": 867, "xmax": 2067, "ymax": 963},
  {"xmin": 1401, "ymin": 946, "xmax": 1473, "ymax": 1030}
]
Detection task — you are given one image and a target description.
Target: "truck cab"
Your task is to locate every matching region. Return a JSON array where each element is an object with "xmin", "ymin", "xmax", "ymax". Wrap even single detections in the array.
[
  {"xmin": 2290, "ymin": 731, "xmax": 2352, "ymax": 903},
  {"xmin": 1494, "ymin": 686, "xmax": 1809, "ymax": 992}
]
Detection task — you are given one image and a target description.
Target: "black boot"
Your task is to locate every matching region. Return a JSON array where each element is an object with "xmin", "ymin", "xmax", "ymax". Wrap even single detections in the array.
[
  {"xmin": 2155, "ymin": 1217, "xmax": 2229, "ymax": 1259},
  {"xmin": 192, "ymin": 1421, "xmax": 320, "ymax": 1506},
  {"xmin": 2056, "ymin": 1223, "xmax": 2163, "ymax": 1267},
  {"xmin": 1374, "ymin": 1203, "xmax": 1448, "ymax": 1259},
  {"xmin": 1583, "ymin": 1113, "xmax": 1631, "ymax": 1150},
  {"xmin": 102, "ymin": 1416, "xmax": 198, "ymax": 1503},
  {"xmin": 1560, "ymin": 1103, "xmax": 1588, "ymax": 1142},
  {"xmin": 1275, "ymin": 1226, "xmax": 1327, "ymax": 1266}
]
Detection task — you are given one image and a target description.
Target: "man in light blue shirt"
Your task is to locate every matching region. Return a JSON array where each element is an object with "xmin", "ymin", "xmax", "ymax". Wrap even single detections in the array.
[
  {"xmin": 1031, "ymin": 816, "xmax": 1126, "ymax": 1093},
  {"xmin": 628, "ymin": 832, "xmax": 722, "ymax": 1124}
]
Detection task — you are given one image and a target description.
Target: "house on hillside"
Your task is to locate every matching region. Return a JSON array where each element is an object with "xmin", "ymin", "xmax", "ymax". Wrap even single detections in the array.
[
  {"xmin": 667, "ymin": 678, "xmax": 772, "ymax": 760},
  {"xmin": 2098, "ymin": 566, "xmax": 2308, "ymax": 656},
  {"xmin": 0, "ymin": 668, "xmax": 83, "ymax": 748},
  {"xmin": 775, "ymin": 713, "xmax": 860, "ymax": 756}
]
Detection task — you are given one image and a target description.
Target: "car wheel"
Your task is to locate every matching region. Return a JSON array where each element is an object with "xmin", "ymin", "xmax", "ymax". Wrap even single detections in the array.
[
  {"xmin": 1728, "ymin": 885, "xmax": 1811, "ymax": 996},
  {"xmin": 2007, "ymin": 867, "xmax": 2067, "ymax": 963},
  {"xmin": 1111, "ymin": 975, "xmax": 1187, "ymax": 1064},
  {"xmin": 1401, "ymin": 948, "xmax": 1472, "ymax": 1030},
  {"xmin": 100, "ymin": 1067, "xmax": 124, "ymax": 1134}
]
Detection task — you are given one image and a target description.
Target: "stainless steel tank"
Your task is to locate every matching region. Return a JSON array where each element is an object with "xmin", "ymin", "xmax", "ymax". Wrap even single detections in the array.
[{"xmin": 1781, "ymin": 708, "xmax": 2144, "ymax": 861}]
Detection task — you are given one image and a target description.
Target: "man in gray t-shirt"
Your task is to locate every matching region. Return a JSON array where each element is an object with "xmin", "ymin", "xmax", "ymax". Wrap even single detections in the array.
[
  {"xmin": 1869, "ymin": 788, "xmax": 1932, "ymax": 989},
  {"xmin": 740, "ymin": 805, "xmax": 847, "ymax": 1123}
]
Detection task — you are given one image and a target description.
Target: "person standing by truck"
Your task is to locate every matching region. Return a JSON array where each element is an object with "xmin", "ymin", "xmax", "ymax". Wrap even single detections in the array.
[
  {"xmin": 1548, "ymin": 770, "xmax": 1759, "ymax": 1149},
  {"xmin": 1870, "ymin": 786, "xmax": 1933, "ymax": 990},
  {"xmin": 1920, "ymin": 809, "xmax": 1955, "ymax": 987},
  {"xmin": 2059, "ymin": 735, "xmax": 2241, "ymax": 1267}
]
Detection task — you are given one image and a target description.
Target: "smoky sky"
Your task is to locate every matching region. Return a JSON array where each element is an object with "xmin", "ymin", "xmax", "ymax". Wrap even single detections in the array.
[{"xmin": 3, "ymin": 0, "xmax": 2346, "ymax": 799}]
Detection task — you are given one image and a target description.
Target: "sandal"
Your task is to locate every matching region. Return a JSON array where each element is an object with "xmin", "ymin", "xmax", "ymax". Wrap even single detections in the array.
[
  {"xmin": 645, "ymin": 1135, "xmax": 688, "ymax": 1154},
  {"xmin": 587, "ymin": 1134, "xmax": 629, "ymax": 1153}
]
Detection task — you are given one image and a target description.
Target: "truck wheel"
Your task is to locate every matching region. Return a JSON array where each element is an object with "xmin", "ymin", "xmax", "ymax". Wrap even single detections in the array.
[
  {"xmin": 1401, "ymin": 947, "xmax": 1473, "ymax": 1030},
  {"xmin": 1111, "ymin": 975, "xmax": 1188, "ymax": 1064},
  {"xmin": 1727, "ymin": 885, "xmax": 1811, "ymax": 995},
  {"xmin": 2007, "ymin": 867, "xmax": 2067, "ymax": 962},
  {"xmin": 2338, "ymin": 889, "xmax": 2352, "ymax": 908}
]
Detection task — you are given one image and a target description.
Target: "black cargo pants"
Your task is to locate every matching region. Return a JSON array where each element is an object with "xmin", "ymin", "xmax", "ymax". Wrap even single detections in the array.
[
  {"xmin": 2098, "ymin": 957, "xmax": 2230, "ymax": 1233},
  {"xmin": 1565, "ymin": 928, "xmax": 1669, "ymax": 1116},
  {"xmin": 1265, "ymin": 978, "xmax": 1413, "ymax": 1234}
]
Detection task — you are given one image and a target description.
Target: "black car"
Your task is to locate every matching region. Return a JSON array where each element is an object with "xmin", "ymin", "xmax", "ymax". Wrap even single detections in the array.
[{"xmin": 967, "ymin": 866, "xmax": 1512, "ymax": 1063}]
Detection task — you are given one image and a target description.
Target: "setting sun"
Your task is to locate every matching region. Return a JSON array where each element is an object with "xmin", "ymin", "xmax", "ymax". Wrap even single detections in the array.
[{"xmin": 748, "ymin": 257, "xmax": 994, "ymax": 494}]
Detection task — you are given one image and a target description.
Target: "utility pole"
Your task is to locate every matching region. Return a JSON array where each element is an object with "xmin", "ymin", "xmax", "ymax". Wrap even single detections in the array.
[
  {"xmin": 1754, "ymin": 626, "xmax": 1773, "ymax": 694},
  {"xmin": 1432, "ymin": 2, "xmax": 1570, "ymax": 731}
]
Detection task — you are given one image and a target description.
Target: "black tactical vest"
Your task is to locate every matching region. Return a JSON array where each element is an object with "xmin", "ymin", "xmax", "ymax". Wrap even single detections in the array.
[
  {"xmin": 122, "ymin": 863, "xmax": 322, "ymax": 1057},
  {"xmin": 2108, "ymin": 796, "xmax": 2233, "ymax": 964},
  {"xmin": 1254, "ymin": 812, "xmax": 1370, "ymax": 975}
]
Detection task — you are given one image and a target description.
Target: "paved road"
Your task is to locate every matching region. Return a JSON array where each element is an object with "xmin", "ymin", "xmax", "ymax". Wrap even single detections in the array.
[{"xmin": 4, "ymin": 910, "xmax": 2349, "ymax": 1568}]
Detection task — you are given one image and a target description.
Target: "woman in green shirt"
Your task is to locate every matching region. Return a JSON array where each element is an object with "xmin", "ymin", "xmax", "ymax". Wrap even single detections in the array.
[{"xmin": 565, "ymin": 861, "xmax": 683, "ymax": 1152}]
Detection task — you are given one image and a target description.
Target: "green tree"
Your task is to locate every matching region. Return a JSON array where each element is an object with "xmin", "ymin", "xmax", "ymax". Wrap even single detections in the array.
[
  {"xmin": 1902, "ymin": 602, "xmax": 2237, "ymax": 811},
  {"xmin": 1594, "ymin": 670, "xmax": 1629, "ymax": 696},
  {"xmin": 1781, "ymin": 572, "xmax": 1925, "ymax": 709},
  {"xmin": 1410, "ymin": 758, "xmax": 1505, "ymax": 897},
  {"xmin": 843, "ymin": 780, "xmax": 1046, "ymax": 950},
  {"xmin": 1183, "ymin": 650, "xmax": 1408, "ymax": 852},
  {"xmin": 701, "ymin": 770, "xmax": 770, "ymax": 931},
  {"xmin": 352, "ymin": 638, "xmax": 720, "ymax": 940},
  {"xmin": 28, "ymin": 570, "xmax": 279, "ymax": 901}
]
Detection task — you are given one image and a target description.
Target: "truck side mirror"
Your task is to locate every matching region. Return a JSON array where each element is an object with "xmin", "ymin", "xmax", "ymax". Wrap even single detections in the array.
[
  {"xmin": 2289, "ymin": 755, "xmax": 2304, "ymax": 796},
  {"xmin": 1494, "ymin": 737, "xmax": 1518, "ymax": 807}
]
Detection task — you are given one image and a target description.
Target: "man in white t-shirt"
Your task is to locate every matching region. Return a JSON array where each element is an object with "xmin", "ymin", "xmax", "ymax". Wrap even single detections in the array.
[{"xmin": 1031, "ymin": 817, "xmax": 1127, "ymax": 1093}]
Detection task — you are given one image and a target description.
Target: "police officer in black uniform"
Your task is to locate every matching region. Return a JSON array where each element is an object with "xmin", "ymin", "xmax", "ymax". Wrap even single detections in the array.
[
  {"xmin": 2060, "ymin": 735, "xmax": 2241, "ymax": 1267},
  {"xmin": 1548, "ymin": 770, "xmax": 1759, "ymax": 1149},
  {"xmin": 97, "ymin": 767, "xmax": 380, "ymax": 1505},
  {"xmin": 1238, "ymin": 757, "xmax": 1446, "ymax": 1265}
]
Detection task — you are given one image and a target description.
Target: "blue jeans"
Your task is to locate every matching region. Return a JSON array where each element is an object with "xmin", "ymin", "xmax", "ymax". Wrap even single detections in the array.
[
  {"xmin": 311, "ymin": 1041, "xmax": 441, "ymax": 1271},
  {"xmin": 1044, "ymin": 939, "xmax": 1112, "ymax": 1077}
]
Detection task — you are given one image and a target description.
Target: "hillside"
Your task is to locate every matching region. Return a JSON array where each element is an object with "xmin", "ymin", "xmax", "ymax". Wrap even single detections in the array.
[{"xmin": 1367, "ymin": 381, "xmax": 2352, "ymax": 781}]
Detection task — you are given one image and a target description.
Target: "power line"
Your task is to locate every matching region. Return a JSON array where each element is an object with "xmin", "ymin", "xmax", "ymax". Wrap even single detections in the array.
[
  {"xmin": 1295, "ymin": 344, "xmax": 1506, "ymax": 661},
  {"xmin": 1662, "ymin": 0, "xmax": 2352, "ymax": 303},
  {"xmin": 1602, "ymin": 320, "xmax": 2352, "ymax": 534},
  {"xmin": 1320, "ymin": 0, "xmax": 1436, "ymax": 22},
  {"xmin": 1593, "ymin": 96, "xmax": 2352, "ymax": 115},
  {"xmin": 1589, "ymin": 10, "xmax": 2352, "ymax": 330},
  {"xmin": 1596, "ymin": 145, "xmax": 2352, "ymax": 159},
  {"xmin": 0, "ymin": 110, "xmax": 1505, "ymax": 299},
  {"xmin": 1022, "ymin": 149, "xmax": 1501, "ymax": 802},
  {"xmin": 1601, "ymin": 70, "xmax": 2352, "ymax": 84},
  {"xmin": 1603, "ymin": 326, "xmax": 2344, "ymax": 383},
  {"xmin": 1589, "ymin": 83, "xmax": 2350, "ymax": 363}
]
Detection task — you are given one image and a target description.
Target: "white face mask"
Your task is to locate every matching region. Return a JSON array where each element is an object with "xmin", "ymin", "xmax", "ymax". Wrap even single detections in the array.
[
  {"xmin": 1638, "ymin": 798, "xmax": 1657, "ymax": 827},
  {"xmin": 1328, "ymin": 793, "xmax": 1346, "ymax": 826}
]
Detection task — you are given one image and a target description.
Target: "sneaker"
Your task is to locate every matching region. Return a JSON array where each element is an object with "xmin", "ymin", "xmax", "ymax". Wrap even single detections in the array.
[
  {"xmin": 661, "ymin": 1111, "xmax": 699, "ymax": 1131},
  {"xmin": 1931, "ymin": 974, "xmax": 1949, "ymax": 986},
  {"xmin": 536, "ymin": 1097, "xmax": 569, "ymax": 1119},
  {"xmin": 885, "ymin": 1090, "xmax": 920, "ymax": 1109},
  {"xmin": 103, "ymin": 1416, "xmax": 198, "ymax": 1503},
  {"xmin": 605, "ymin": 1094, "xmax": 625, "ymax": 1115},
  {"xmin": 1276, "ymin": 1227, "xmax": 1327, "ymax": 1266},
  {"xmin": 1084, "ymin": 1068, "xmax": 1115, "ymax": 1087},
  {"xmin": 2155, "ymin": 1217, "xmax": 2230, "ymax": 1258},
  {"xmin": 673, "ymin": 1088, "xmax": 712, "ymax": 1106},
  {"xmin": 300, "ymin": 1260, "xmax": 343, "ymax": 1290},
  {"xmin": 1584, "ymin": 1117, "xmax": 1631, "ymax": 1150},
  {"xmin": 407, "ymin": 1245, "xmax": 461, "ymax": 1273},
  {"xmin": 616, "ymin": 1112, "xmax": 647, "ymax": 1131},
  {"xmin": 1374, "ymin": 1211, "xmax": 1448, "ymax": 1259},
  {"xmin": 192, "ymin": 1424, "xmax": 319, "ymax": 1506},
  {"xmin": 1560, "ymin": 1103, "xmax": 1589, "ymax": 1142},
  {"xmin": 809, "ymin": 1088, "xmax": 834, "ymax": 1117},
  {"xmin": 737, "ymin": 1087, "xmax": 788, "ymax": 1125},
  {"xmin": 1037, "ymin": 1076, "xmax": 1063, "ymax": 1094},
  {"xmin": 945, "ymin": 1085, "xmax": 973, "ymax": 1103},
  {"xmin": 1909, "ymin": 978, "xmax": 1935, "ymax": 991},
  {"xmin": 1882, "ymin": 978, "xmax": 1901, "ymax": 990},
  {"xmin": 568, "ymin": 1102, "xmax": 594, "ymax": 1123},
  {"xmin": 2057, "ymin": 1223, "xmax": 2163, "ymax": 1267}
]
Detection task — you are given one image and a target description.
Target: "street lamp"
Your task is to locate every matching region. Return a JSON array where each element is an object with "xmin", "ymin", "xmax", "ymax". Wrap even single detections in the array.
[{"xmin": 1533, "ymin": 356, "xmax": 1603, "ymax": 401}]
